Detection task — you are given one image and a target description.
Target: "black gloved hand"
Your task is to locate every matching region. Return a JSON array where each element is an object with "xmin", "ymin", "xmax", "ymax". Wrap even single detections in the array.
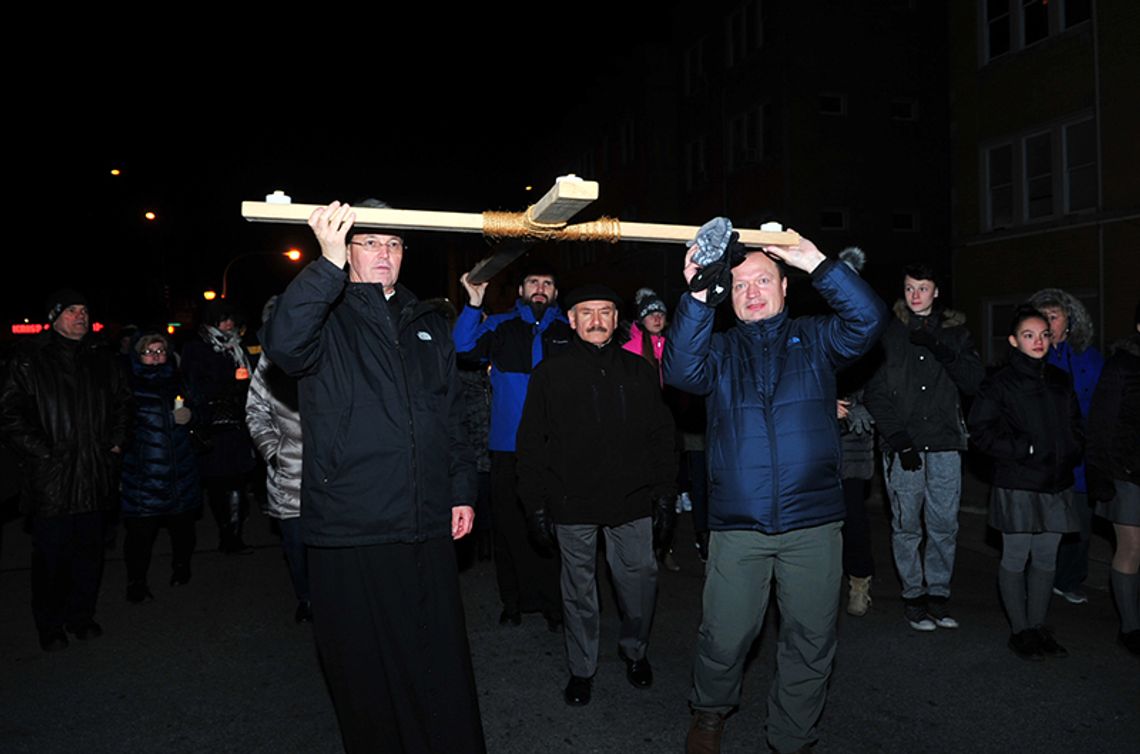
[
  {"xmin": 898, "ymin": 447, "xmax": 923, "ymax": 472},
  {"xmin": 909, "ymin": 327, "xmax": 955, "ymax": 363},
  {"xmin": 527, "ymin": 509, "xmax": 557, "ymax": 556},
  {"xmin": 652, "ymin": 494, "xmax": 677, "ymax": 551}
]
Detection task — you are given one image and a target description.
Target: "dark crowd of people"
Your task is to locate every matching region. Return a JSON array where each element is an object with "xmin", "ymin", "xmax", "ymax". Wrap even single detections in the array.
[{"xmin": 1, "ymin": 203, "xmax": 1137, "ymax": 754}]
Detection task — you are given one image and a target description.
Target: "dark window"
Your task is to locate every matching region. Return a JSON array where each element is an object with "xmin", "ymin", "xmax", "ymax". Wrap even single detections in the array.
[
  {"xmin": 1022, "ymin": 0, "xmax": 1049, "ymax": 46},
  {"xmin": 819, "ymin": 93, "xmax": 846, "ymax": 116},
  {"xmin": 892, "ymin": 211, "xmax": 919, "ymax": 232},
  {"xmin": 986, "ymin": 0, "xmax": 1011, "ymax": 59},
  {"xmin": 820, "ymin": 209, "xmax": 848, "ymax": 230},
  {"xmin": 1024, "ymin": 132, "xmax": 1053, "ymax": 219},
  {"xmin": 988, "ymin": 144, "xmax": 1013, "ymax": 228},
  {"xmin": 1065, "ymin": 119, "xmax": 1096, "ymax": 212},
  {"xmin": 1064, "ymin": 0, "xmax": 1091, "ymax": 28},
  {"xmin": 890, "ymin": 98, "xmax": 918, "ymax": 121}
]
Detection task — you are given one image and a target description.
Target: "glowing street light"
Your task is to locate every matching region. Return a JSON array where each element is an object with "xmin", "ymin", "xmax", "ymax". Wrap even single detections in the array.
[
  {"xmin": 284, "ymin": 249, "xmax": 302, "ymax": 262},
  {"xmin": 221, "ymin": 248, "xmax": 304, "ymax": 299},
  {"xmin": 144, "ymin": 211, "xmax": 157, "ymax": 221},
  {"xmin": 110, "ymin": 168, "xmax": 122, "ymax": 176},
  {"xmin": 203, "ymin": 290, "xmax": 218, "ymax": 301}
]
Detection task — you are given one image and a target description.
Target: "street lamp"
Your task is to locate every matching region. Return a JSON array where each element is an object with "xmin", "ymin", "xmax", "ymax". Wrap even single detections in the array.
[{"xmin": 220, "ymin": 249, "xmax": 303, "ymax": 299}]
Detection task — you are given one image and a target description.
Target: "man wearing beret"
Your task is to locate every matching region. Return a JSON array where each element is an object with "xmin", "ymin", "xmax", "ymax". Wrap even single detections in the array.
[{"xmin": 517, "ymin": 284, "xmax": 677, "ymax": 707}]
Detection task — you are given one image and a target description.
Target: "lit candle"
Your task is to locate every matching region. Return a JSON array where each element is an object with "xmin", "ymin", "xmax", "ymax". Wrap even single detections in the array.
[{"xmin": 174, "ymin": 395, "xmax": 184, "ymax": 411}]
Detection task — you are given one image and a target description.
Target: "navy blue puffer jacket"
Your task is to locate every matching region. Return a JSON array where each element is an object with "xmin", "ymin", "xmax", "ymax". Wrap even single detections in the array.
[
  {"xmin": 664, "ymin": 259, "xmax": 887, "ymax": 534},
  {"xmin": 120, "ymin": 360, "xmax": 201, "ymax": 517}
]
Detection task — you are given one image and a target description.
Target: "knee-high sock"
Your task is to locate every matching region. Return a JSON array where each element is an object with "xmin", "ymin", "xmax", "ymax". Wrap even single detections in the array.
[
  {"xmin": 1110, "ymin": 569, "xmax": 1140, "ymax": 633},
  {"xmin": 998, "ymin": 566, "xmax": 1029, "ymax": 633},
  {"xmin": 1027, "ymin": 566, "xmax": 1054, "ymax": 628}
]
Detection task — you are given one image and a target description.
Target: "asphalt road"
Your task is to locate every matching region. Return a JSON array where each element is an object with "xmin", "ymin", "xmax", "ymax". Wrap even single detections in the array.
[{"xmin": 1, "ymin": 478, "xmax": 1136, "ymax": 754}]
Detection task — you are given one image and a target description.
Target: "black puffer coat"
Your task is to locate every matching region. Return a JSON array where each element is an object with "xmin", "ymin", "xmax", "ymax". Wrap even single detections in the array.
[
  {"xmin": 0, "ymin": 332, "xmax": 132, "ymax": 516},
  {"xmin": 120, "ymin": 358, "xmax": 201, "ymax": 517},
  {"xmin": 181, "ymin": 335, "xmax": 256, "ymax": 479},
  {"xmin": 261, "ymin": 258, "xmax": 476, "ymax": 547},
  {"xmin": 968, "ymin": 348, "xmax": 1083, "ymax": 493},
  {"xmin": 1087, "ymin": 334, "xmax": 1140, "ymax": 485}
]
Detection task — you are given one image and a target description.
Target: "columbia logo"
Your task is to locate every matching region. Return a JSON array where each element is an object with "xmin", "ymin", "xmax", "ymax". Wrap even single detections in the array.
[
  {"xmin": 417, "ymin": 331, "xmax": 432, "ymax": 341},
  {"xmin": 788, "ymin": 336, "xmax": 801, "ymax": 345}
]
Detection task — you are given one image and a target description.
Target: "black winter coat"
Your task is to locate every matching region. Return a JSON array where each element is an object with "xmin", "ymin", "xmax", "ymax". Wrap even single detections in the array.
[
  {"xmin": 120, "ymin": 360, "xmax": 201, "ymax": 517},
  {"xmin": 0, "ymin": 332, "xmax": 132, "ymax": 517},
  {"xmin": 1086, "ymin": 334, "xmax": 1140, "ymax": 484},
  {"xmin": 517, "ymin": 336, "xmax": 677, "ymax": 526},
  {"xmin": 968, "ymin": 348, "xmax": 1083, "ymax": 493},
  {"xmin": 181, "ymin": 336, "xmax": 256, "ymax": 479},
  {"xmin": 261, "ymin": 258, "xmax": 476, "ymax": 547}
]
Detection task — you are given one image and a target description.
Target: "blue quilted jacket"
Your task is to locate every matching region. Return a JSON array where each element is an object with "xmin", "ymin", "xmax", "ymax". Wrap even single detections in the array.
[{"xmin": 663, "ymin": 259, "xmax": 887, "ymax": 533}]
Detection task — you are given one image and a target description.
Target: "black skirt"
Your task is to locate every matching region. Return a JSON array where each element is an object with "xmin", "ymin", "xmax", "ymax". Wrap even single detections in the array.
[
  {"xmin": 1094, "ymin": 479, "xmax": 1140, "ymax": 526},
  {"xmin": 988, "ymin": 487, "xmax": 1080, "ymax": 534}
]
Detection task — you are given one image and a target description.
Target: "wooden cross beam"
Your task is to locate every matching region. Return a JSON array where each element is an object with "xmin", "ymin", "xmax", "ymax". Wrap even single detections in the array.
[{"xmin": 241, "ymin": 175, "xmax": 799, "ymax": 282}]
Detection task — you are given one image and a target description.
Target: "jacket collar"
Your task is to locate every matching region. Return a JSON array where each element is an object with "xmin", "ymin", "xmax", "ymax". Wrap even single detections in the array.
[
  {"xmin": 736, "ymin": 309, "xmax": 789, "ymax": 343},
  {"xmin": 1008, "ymin": 346, "xmax": 1047, "ymax": 378},
  {"xmin": 515, "ymin": 298, "xmax": 567, "ymax": 328}
]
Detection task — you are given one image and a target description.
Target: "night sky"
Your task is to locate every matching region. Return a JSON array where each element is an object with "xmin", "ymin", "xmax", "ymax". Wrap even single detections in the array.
[{"xmin": 11, "ymin": 10, "xmax": 673, "ymax": 332}]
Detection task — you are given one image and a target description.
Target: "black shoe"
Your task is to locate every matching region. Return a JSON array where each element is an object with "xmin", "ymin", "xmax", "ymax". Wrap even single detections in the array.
[
  {"xmin": 545, "ymin": 612, "xmax": 563, "ymax": 633},
  {"xmin": 622, "ymin": 654, "xmax": 653, "ymax": 688},
  {"xmin": 170, "ymin": 565, "xmax": 191, "ymax": 586},
  {"xmin": 499, "ymin": 608, "xmax": 521, "ymax": 626},
  {"xmin": 295, "ymin": 600, "xmax": 313, "ymax": 624},
  {"xmin": 38, "ymin": 628, "xmax": 69, "ymax": 652},
  {"xmin": 1008, "ymin": 629, "xmax": 1045, "ymax": 661},
  {"xmin": 563, "ymin": 675, "xmax": 592, "ymax": 706},
  {"xmin": 1035, "ymin": 626, "xmax": 1068, "ymax": 658},
  {"xmin": 126, "ymin": 582, "xmax": 154, "ymax": 604},
  {"xmin": 66, "ymin": 621, "xmax": 104, "ymax": 641},
  {"xmin": 1119, "ymin": 630, "xmax": 1140, "ymax": 656}
]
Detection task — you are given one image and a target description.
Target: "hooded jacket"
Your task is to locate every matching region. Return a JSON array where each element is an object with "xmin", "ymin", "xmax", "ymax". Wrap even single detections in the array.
[
  {"xmin": 864, "ymin": 301, "xmax": 984, "ymax": 454},
  {"xmin": 245, "ymin": 355, "xmax": 302, "ymax": 520},
  {"xmin": 663, "ymin": 258, "xmax": 887, "ymax": 534},
  {"xmin": 120, "ymin": 355, "xmax": 201, "ymax": 517},
  {"xmin": 0, "ymin": 332, "xmax": 132, "ymax": 517},
  {"xmin": 453, "ymin": 299, "xmax": 572, "ymax": 452},
  {"xmin": 261, "ymin": 257, "xmax": 476, "ymax": 546}
]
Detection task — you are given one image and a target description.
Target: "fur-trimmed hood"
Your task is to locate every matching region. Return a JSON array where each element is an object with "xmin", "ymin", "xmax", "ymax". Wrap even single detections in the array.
[{"xmin": 891, "ymin": 300, "xmax": 967, "ymax": 328}]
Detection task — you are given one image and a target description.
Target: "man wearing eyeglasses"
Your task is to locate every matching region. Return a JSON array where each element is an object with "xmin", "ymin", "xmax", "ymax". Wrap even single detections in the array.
[
  {"xmin": 262, "ymin": 199, "xmax": 484, "ymax": 753},
  {"xmin": 0, "ymin": 289, "xmax": 132, "ymax": 653}
]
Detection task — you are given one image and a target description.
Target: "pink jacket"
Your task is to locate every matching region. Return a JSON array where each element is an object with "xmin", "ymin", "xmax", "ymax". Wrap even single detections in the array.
[{"xmin": 622, "ymin": 322, "xmax": 665, "ymax": 386}]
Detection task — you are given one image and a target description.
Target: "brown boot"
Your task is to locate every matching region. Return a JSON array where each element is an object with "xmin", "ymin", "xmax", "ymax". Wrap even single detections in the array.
[{"xmin": 686, "ymin": 711, "xmax": 725, "ymax": 754}]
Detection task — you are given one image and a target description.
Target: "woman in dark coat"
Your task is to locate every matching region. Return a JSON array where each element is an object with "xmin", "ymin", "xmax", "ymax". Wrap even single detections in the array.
[
  {"xmin": 181, "ymin": 301, "xmax": 257, "ymax": 553},
  {"xmin": 121, "ymin": 333, "xmax": 202, "ymax": 601},
  {"xmin": 1086, "ymin": 302, "xmax": 1140, "ymax": 655},
  {"xmin": 968, "ymin": 305, "xmax": 1082, "ymax": 661}
]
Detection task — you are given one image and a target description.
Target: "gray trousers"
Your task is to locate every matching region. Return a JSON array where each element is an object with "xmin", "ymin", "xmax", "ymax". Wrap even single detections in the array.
[
  {"xmin": 556, "ymin": 517, "xmax": 657, "ymax": 677},
  {"xmin": 884, "ymin": 451, "xmax": 961, "ymax": 600},
  {"xmin": 691, "ymin": 522, "xmax": 842, "ymax": 754}
]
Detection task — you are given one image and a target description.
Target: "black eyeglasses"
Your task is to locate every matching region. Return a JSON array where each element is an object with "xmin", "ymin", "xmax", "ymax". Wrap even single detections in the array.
[{"xmin": 141, "ymin": 347, "xmax": 167, "ymax": 357}]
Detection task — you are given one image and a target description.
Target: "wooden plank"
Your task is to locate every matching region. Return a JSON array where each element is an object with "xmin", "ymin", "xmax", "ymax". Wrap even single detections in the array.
[
  {"xmin": 614, "ymin": 221, "xmax": 799, "ymax": 248},
  {"xmin": 467, "ymin": 242, "xmax": 533, "ymax": 284},
  {"xmin": 528, "ymin": 175, "xmax": 599, "ymax": 224},
  {"xmin": 241, "ymin": 201, "xmax": 485, "ymax": 233},
  {"xmin": 241, "ymin": 201, "xmax": 799, "ymax": 247}
]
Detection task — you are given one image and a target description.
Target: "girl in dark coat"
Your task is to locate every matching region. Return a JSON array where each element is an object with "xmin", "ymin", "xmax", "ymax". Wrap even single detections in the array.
[
  {"xmin": 968, "ymin": 305, "xmax": 1082, "ymax": 661},
  {"xmin": 121, "ymin": 333, "xmax": 202, "ymax": 601}
]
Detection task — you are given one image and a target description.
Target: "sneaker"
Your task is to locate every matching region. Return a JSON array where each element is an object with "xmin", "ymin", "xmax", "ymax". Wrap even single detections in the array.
[
  {"xmin": 1052, "ymin": 587, "xmax": 1088, "ymax": 605},
  {"xmin": 1035, "ymin": 626, "xmax": 1068, "ymax": 658},
  {"xmin": 904, "ymin": 604, "xmax": 936, "ymax": 632},
  {"xmin": 662, "ymin": 550, "xmax": 681, "ymax": 572},
  {"xmin": 927, "ymin": 597, "xmax": 959, "ymax": 629},
  {"xmin": 694, "ymin": 532, "xmax": 709, "ymax": 563},
  {"xmin": 847, "ymin": 576, "xmax": 872, "ymax": 617},
  {"xmin": 680, "ymin": 492, "xmax": 693, "ymax": 512},
  {"xmin": 1009, "ymin": 629, "xmax": 1045, "ymax": 661},
  {"xmin": 686, "ymin": 711, "xmax": 726, "ymax": 754}
]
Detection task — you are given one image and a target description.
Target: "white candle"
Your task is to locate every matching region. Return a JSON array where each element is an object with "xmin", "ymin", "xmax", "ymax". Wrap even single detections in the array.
[{"xmin": 174, "ymin": 395, "xmax": 184, "ymax": 411}]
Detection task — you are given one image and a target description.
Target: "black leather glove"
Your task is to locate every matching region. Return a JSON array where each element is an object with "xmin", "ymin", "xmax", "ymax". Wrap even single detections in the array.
[
  {"xmin": 652, "ymin": 494, "xmax": 677, "ymax": 551},
  {"xmin": 898, "ymin": 447, "xmax": 923, "ymax": 472},
  {"xmin": 527, "ymin": 509, "xmax": 557, "ymax": 556},
  {"xmin": 909, "ymin": 327, "xmax": 955, "ymax": 363}
]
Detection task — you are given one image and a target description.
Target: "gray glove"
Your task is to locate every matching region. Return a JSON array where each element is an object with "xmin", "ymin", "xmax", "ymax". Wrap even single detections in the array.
[
  {"xmin": 690, "ymin": 217, "xmax": 735, "ymax": 266},
  {"xmin": 845, "ymin": 404, "xmax": 874, "ymax": 435}
]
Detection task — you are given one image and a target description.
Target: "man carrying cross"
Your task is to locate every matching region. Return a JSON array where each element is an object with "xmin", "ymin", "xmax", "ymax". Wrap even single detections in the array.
[{"xmin": 261, "ymin": 200, "xmax": 484, "ymax": 753}]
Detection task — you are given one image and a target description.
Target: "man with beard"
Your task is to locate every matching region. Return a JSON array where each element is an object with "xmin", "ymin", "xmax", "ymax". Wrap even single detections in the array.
[{"xmin": 454, "ymin": 264, "xmax": 571, "ymax": 631}]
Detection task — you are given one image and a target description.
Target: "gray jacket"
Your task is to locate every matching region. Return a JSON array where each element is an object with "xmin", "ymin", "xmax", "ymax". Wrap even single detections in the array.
[{"xmin": 246, "ymin": 356, "xmax": 302, "ymax": 519}]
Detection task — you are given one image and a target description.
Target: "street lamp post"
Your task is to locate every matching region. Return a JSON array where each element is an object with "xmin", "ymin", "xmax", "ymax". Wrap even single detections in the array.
[{"xmin": 220, "ymin": 250, "xmax": 303, "ymax": 299}]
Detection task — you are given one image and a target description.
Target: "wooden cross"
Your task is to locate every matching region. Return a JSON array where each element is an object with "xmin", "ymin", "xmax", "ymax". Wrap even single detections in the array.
[{"xmin": 241, "ymin": 176, "xmax": 799, "ymax": 283}]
